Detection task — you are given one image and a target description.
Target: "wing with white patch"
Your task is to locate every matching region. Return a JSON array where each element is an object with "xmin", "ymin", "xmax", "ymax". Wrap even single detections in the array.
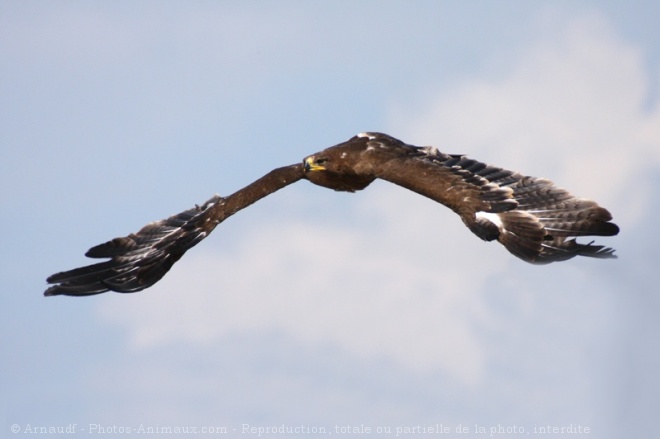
[{"xmin": 359, "ymin": 133, "xmax": 619, "ymax": 263}]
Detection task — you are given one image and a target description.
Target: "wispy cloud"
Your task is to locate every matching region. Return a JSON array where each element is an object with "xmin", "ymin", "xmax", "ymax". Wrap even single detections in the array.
[
  {"xmin": 97, "ymin": 14, "xmax": 651, "ymax": 399},
  {"xmin": 389, "ymin": 13, "xmax": 659, "ymax": 225}
]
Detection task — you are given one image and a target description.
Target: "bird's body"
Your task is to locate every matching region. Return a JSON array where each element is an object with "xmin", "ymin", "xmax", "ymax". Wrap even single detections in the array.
[{"xmin": 45, "ymin": 132, "xmax": 619, "ymax": 296}]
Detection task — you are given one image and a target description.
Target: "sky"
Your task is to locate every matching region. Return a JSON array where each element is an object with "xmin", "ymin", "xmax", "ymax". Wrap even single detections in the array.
[{"xmin": 2, "ymin": 1, "xmax": 659, "ymax": 438}]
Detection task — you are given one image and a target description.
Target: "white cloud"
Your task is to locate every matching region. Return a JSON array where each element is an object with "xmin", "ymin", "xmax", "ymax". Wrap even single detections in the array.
[
  {"xmin": 388, "ymin": 13, "xmax": 660, "ymax": 226},
  {"xmin": 98, "ymin": 12, "xmax": 654, "ymax": 393},
  {"xmin": 98, "ymin": 185, "xmax": 501, "ymax": 387}
]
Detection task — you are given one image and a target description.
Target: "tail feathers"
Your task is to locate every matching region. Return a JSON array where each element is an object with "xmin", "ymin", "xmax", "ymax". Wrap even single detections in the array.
[
  {"xmin": 494, "ymin": 210, "xmax": 618, "ymax": 264},
  {"xmin": 470, "ymin": 209, "xmax": 618, "ymax": 264},
  {"xmin": 469, "ymin": 173, "xmax": 620, "ymax": 263},
  {"xmin": 496, "ymin": 211, "xmax": 547, "ymax": 262},
  {"xmin": 535, "ymin": 238, "xmax": 617, "ymax": 264}
]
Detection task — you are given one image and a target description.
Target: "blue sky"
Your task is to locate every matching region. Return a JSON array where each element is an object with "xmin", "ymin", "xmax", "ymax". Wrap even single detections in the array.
[{"xmin": 2, "ymin": 1, "xmax": 659, "ymax": 437}]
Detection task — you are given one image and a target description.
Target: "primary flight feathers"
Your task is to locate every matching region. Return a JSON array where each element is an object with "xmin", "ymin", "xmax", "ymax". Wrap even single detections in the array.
[{"xmin": 45, "ymin": 132, "xmax": 619, "ymax": 296}]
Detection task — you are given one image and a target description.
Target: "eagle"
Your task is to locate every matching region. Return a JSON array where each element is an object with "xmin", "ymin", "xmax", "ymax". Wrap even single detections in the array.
[{"xmin": 45, "ymin": 132, "xmax": 619, "ymax": 296}]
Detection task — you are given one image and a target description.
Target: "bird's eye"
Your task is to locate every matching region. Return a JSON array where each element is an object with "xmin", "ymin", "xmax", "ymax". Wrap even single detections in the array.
[{"xmin": 316, "ymin": 158, "xmax": 328, "ymax": 165}]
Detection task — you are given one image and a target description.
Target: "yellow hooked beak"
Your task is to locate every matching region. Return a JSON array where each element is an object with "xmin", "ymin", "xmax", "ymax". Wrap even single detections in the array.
[{"xmin": 303, "ymin": 156, "xmax": 326, "ymax": 172}]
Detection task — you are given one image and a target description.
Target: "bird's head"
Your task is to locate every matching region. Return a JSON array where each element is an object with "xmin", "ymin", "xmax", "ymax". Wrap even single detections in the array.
[
  {"xmin": 302, "ymin": 137, "xmax": 375, "ymax": 192},
  {"xmin": 303, "ymin": 155, "xmax": 329, "ymax": 173}
]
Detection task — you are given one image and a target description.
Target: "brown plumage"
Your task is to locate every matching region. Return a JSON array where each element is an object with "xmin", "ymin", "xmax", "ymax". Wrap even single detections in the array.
[{"xmin": 45, "ymin": 132, "xmax": 619, "ymax": 296}]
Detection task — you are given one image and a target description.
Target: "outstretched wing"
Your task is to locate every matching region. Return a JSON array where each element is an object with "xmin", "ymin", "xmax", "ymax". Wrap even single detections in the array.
[
  {"xmin": 358, "ymin": 133, "xmax": 619, "ymax": 263},
  {"xmin": 45, "ymin": 195, "xmax": 224, "ymax": 296},
  {"xmin": 45, "ymin": 164, "xmax": 305, "ymax": 296}
]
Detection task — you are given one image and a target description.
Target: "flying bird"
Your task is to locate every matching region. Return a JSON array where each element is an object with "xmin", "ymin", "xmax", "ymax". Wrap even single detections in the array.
[{"xmin": 45, "ymin": 132, "xmax": 619, "ymax": 296}]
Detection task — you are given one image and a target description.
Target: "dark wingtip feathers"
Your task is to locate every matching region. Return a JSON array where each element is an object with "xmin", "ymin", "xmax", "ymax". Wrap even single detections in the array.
[
  {"xmin": 45, "ymin": 195, "xmax": 224, "ymax": 297},
  {"xmin": 85, "ymin": 236, "xmax": 139, "ymax": 258}
]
